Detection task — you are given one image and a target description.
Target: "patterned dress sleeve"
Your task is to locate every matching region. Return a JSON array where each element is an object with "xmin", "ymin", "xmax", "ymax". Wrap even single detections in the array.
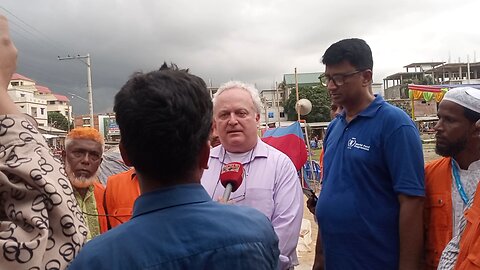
[{"xmin": 0, "ymin": 115, "xmax": 87, "ymax": 270}]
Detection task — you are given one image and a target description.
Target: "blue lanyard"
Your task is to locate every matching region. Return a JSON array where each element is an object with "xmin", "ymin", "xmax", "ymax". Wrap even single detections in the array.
[{"xmin": 452, "ymin": 159, "xmax": 469, "ymax": 205}]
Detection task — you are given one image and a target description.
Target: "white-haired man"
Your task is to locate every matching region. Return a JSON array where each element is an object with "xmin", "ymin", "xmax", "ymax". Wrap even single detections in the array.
[
  {"xmin": 201, "ymin": 81, "xmax": 303, "ymax": 270},
  {"xmin": 62, "ymin": 127, "xmax": 107, "ymax": 240}
]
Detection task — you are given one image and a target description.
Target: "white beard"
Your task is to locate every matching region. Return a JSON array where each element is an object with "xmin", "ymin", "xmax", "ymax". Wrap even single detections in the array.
[{"xmin": 65, "ymin": 161, "xmax": 98, "ymax": 189}]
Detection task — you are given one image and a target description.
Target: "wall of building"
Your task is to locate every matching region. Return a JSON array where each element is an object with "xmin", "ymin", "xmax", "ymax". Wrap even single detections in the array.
[{"xmin": 7, "ymin": 88, "xmax": 48, "ymax": 126}]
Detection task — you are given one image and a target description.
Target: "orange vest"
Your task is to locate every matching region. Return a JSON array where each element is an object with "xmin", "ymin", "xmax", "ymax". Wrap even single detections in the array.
[
  {"xmin": 424, "ymin": 157, "xmax": 453, "ymax": 270},
  {"xmin": 455, "ymin": 183, "xmax": 480, "ymax": 269},
  {"xmin": 92, "ymin": 181, "xmax": 108, "ymax": 233},
  {"xmin": 104, "ymin": 168, "xmax": 140, "ymax": 230},
  {"xmin": 319, "ymin": 149, "xmax": 325, "ymax": 182}
]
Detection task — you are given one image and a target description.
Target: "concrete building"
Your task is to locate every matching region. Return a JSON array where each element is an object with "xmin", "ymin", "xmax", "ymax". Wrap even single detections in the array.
[
  {"xmin": 425, "ymin": 62, "xmax": 480, "ymax": 85},
  {"xmin": 7, "ymin": 73, "xmax": 48, "ymax": 127},
  {"xmin": 74, "ymin": 113, "xmax": 120, "ymax": 142},
  {"xmin": 35, "ymin": 85, "xmax": 72, "ymax": 122},
  {"xmin": 8, "ymin": 73, "xmax": 74, "ymax": 128},
  {"xmin": 259, "ymin": 88, "xmax": 288, "ymax": 126}
]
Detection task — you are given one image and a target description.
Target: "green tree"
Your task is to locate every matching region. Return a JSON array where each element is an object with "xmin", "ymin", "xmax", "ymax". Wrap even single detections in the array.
[
  {"xmin": 399, "ymin": 75, "xmax": 434, "ymax": 99},
  {"xmin": 47, "ymin": 111, "xmax": 70, "ymax": 131},
  {"xmin": 284, "ymin": 85, "xmax": 331, "ymax": 122}
]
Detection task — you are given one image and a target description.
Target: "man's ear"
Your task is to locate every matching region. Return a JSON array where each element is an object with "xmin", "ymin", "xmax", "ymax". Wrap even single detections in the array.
[
  {"xmin": 119, "ymin": 141, "xmax": 133, "ymax": 166},
  {"xmin": 361, "ymin": 69, "xmax": 373, "ymax": 87},
  {"xmin": 474, "ymin": 119, "xmax": 480, "ymax": 139}
]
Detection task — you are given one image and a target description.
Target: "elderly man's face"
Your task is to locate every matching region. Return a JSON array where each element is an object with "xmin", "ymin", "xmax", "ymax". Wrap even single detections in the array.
[
  {"xmin": 213, "ymin": 88, "xmax": 260, "ymax": 153},
  {"xmin": 64, "ymin": 139, "xmax": 103, "ymax": 188}
]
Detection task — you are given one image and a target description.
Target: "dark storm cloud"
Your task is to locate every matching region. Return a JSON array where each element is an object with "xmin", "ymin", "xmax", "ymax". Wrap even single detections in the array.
[{"xmin": 2, "ymin": 0, "xmax": 479, "ymax": 113}]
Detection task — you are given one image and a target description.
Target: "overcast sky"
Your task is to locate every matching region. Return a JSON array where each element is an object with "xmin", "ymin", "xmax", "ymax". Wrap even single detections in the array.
[{"xmin": 2, "ymin": 0, "xmax": 478, "ymax": 114}]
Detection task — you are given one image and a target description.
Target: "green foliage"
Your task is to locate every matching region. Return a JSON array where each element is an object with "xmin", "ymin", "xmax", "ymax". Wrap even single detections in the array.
[
  {"xmin": 399, "ymin": 75, "xmax": 434, "ymax": 99},
  {"xmin": 47, "ymin": 111, "xmax": 70, "ymax": 131},
  {"xmin": 284, "ymin": 85, "xmax": 331, "ymax": 122}
]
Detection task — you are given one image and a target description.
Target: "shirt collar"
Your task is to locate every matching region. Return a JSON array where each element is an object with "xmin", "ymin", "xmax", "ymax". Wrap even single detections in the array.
[
  {"xmin": 358, "ymin": 95, "xmax": 384, "ymax": 118},
  {"xmin": 210, "ymin": 137, "xmax": 268, "ymax": 162},
  {"xmin": 73, "ymin": 183, "xmax": 95, "ymax": 201},
  {"xmin": 340, "ymin": 95, "xmax": 384, "ymax": 120},
  {"xmin": 132, "ymin": 184, "xmax": 211, "ymax": 218}
]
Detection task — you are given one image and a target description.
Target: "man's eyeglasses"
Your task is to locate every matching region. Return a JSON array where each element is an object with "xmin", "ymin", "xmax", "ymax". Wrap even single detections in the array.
[{"xmin": 319, "ymin": 70, "xmax": 364, "ymax": 87}]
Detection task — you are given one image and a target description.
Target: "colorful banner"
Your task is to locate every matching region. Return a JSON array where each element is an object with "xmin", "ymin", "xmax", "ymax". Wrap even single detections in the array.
[{"xmin": 262, "ymin": 121, "xmax": 307, "ymax": 171}]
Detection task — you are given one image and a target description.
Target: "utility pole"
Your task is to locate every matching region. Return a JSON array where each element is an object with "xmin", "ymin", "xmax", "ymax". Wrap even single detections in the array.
[
  {"xmin": 275, "ymin": 81, "xmax": 281, "ymax": 127},
  {"xmin": 58, "ymin": 54, "xmax": 94, "ymax": 128},
  {"xmin": 294, "ymin": 67, "xmax": 300, "ymax": 121}
]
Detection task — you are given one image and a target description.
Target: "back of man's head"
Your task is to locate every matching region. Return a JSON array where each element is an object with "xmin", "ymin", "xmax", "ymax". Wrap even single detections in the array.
[
  {"xmin": 322, "ymin": 38, "xmax": 373, "ymax": 71},
  {"xmin": 114, "ymin": 63, "xmax": 212, "ymax": 183}
]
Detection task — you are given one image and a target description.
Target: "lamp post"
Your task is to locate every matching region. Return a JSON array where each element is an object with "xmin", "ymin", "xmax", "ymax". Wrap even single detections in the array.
[
  {"xmin": 68, "ymin": 92, "xmax": 92, "ymax": 128},
  {"xmin": 58, "ymin": 54, "xmax": 94, "ymax": 126}
]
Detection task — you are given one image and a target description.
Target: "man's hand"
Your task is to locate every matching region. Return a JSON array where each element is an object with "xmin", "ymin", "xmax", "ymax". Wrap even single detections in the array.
[
  {"xmin": 0, "ymin": 15, "xmax": 19, "ymax": 115},
  {"xmin": 312, "ymin": 226, "xmax": 324, "ymax": 270},
  {"xmin": 398, "ymin": 194, "xmax": 424, "ymax": 270},
  {"xmin": 306, "ymin": 196, "xmax": 316, "ymax": 215},
  {"xmin": 0, "ymin": 15, "xmax": 16, "ymax": 91}
]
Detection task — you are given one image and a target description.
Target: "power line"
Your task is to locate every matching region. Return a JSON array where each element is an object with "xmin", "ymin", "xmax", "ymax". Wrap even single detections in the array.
[{"xmin": 0, "ymin": 6, "xmax": 73, "ymax": 54}]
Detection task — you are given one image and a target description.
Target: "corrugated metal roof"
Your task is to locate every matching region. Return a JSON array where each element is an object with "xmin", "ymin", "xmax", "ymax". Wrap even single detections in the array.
[{"xmin": 283, "ymin": 72, "xmax": 323, "ymax": 85}]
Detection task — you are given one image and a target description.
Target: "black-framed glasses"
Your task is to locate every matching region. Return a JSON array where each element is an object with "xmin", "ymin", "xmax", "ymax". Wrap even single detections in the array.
[{"xmin": 319, "ymin": 70, "xmax": 364, "ymax": 87}]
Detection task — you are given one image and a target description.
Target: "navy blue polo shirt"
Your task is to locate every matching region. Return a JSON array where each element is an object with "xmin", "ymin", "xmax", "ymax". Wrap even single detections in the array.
[{"xmin": 316, "ymin": 95, "xmax": 425, "ymax": 270}]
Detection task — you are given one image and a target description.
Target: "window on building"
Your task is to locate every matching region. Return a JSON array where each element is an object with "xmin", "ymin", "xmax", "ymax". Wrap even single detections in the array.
[
  {"xmin": 268, "ymin": 112, "xmax": 274, "ymax": 118},
  {"xmin": 280, "ymin": 93, "xmax": 284, "ymax": 98},
  {"xmin": 48, "ymin": 101, "xmax": 56, "ymax": 105},
  {"xmin": 83, "ymin": 119, "xmax": 91, "ymax": 126},
  {"xmin": 266, "ymin": 101, "xmax": 273, "ymax": 107},
  {"xmin": 20, "ymin": 94, "xmax": 25, "ymax": 97},
  {"xmin": 40, "ymin": 108, "xmax": 45, "ymax": 115},
  {"xmin": 31, "ymin": 107, "xmax": 37, "ymax": 117},
  {"xmin": 280, "ymin": 112, "xmax": 285, "ymax": 118},
  {"xmin": 11, "ymin": 82, "xmax": 19, "ymax": 86}
]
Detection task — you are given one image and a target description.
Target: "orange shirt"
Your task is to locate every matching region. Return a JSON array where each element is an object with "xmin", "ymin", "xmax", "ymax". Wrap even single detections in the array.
[
  {"xmin": 455, "ymin": 183, "xmax": 480, "ymax": 269},
  {"xmin": 104, "ymin": 168, "xmax": 140, "ymax": 230},
  {"xmin": 424, "ymin": 157, "xmax": 453, "ymax": 270},
  {"xmin": 93, "ymin": 181, "xmax": 108, "ymax": 233}
]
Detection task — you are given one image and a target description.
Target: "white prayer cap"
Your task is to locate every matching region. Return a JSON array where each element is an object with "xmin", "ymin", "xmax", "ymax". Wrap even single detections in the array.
[{"xmin": 442, "ymin": 87, "xmax": 480, "ymax": 113}]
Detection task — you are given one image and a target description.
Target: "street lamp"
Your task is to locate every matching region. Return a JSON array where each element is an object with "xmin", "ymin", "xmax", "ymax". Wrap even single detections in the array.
[
  {"xmin": 68, "ymin": 92, "xmax": 91, "ymax": 128},
  {"xmin": 58, "ymin": 54, "xmax": 94, "ymax": 127}
]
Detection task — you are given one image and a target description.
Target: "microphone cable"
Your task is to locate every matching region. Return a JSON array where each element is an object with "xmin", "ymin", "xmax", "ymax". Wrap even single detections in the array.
[{"xmin": 81, "ymin": 211, "xmax": 130, "ymax": 225}]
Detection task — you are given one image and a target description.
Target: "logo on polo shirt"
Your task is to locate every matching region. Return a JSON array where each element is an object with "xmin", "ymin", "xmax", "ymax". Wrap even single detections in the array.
[{"xmin": 347, "ymin": 137, "xmax": 370, "ymax": 152}]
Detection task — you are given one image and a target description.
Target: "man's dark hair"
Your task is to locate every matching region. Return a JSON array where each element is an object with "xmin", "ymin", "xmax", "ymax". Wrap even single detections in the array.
[
  {"xmin": 114, "ymin": 63, "xmax": 212, "ymax": 182},
  {"xmin": 322, "ymin": 38, "xmax": 373, "ymax": 71},
  {"xmin": 464, "ymin": 107, "xmax": 480, "ymax": 124}
]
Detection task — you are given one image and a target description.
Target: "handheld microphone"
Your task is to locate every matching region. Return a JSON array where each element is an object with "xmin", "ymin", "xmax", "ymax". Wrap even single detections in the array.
[{"xmin": 220, "ymin": 162, "xmax": 244, "ymax": 201}]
